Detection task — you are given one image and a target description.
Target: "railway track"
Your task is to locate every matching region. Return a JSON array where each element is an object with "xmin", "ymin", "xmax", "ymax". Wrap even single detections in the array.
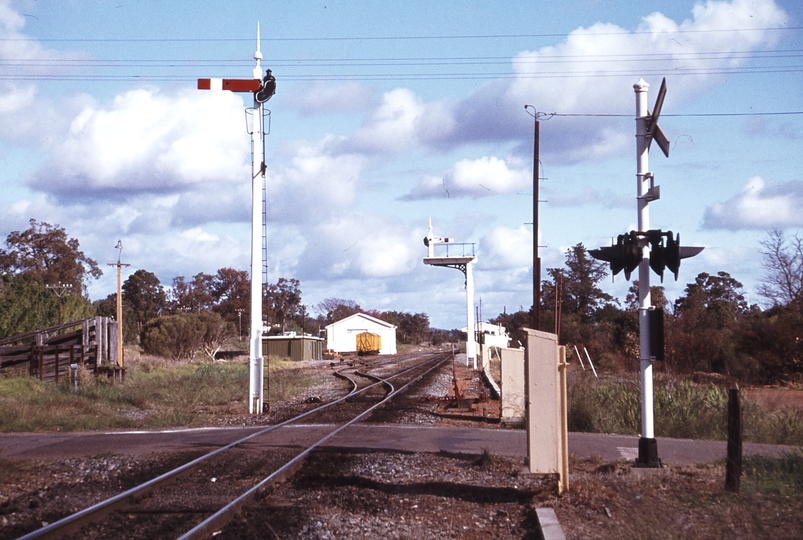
[{"xmin": 17, "ymin": 350, "xmax": 452, "ymax": 540}]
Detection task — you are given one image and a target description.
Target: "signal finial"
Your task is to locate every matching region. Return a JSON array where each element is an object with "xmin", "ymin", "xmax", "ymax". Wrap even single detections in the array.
[{"xmin": 253, "ymin": 22, "xmax": 263, "ymax": 79}]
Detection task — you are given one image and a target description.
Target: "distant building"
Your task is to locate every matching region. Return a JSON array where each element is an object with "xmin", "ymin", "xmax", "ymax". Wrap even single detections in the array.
[
  {"xmin": 325, "ymin": 313, "xmax": 397, "ymax": 355},
  {"xmin": 478, "ymin": 322, "xmax": 511, "ymax": 349},
  {"xmin": 263, "ymin": 333, "xmax": 325, "ymax": 362},
  {"xmin": 462, "ymin": 322, "xmax": 511, "ymax": 349}
]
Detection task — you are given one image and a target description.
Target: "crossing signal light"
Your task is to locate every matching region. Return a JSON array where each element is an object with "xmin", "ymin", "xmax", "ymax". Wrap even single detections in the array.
[
  {"xmin": 647, "ymin": 230, "xmax": 668, "ymax": 281},
  {"xmin": 592, "ymin": 229, "xmax": 704, "ymax": 282},
  {"xmin": 664, "ymin": 231, "xmax": 681, "ymax": 279},
  {"xmin": 589, "ymin": 231, "xmax": 642, "ymax": 280},
  {"xmin": 646, "ymin": 230, "xmax": 704, "ymax": 282}
]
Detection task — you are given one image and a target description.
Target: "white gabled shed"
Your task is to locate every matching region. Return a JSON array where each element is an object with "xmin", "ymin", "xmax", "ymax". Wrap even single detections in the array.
[{"xmin": 325, "ymin": 313, "xmax": 397, "ymax": 355}]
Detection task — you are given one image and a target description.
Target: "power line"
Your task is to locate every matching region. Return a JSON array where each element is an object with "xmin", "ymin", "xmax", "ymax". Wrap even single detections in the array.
[
  {"xmin": 3, "ymin": 65, "xmax": 800, "ymax": 83},
  {"xmin": 553, "ymin": 111, "xmax": 803, "ymax": 117},
  {"xmin": 1, "ymin": 26, "xmax": 799, "ymax": 43},
  {"xmin": 3, "ymin": 48, "xmax": 803, "ymax": 68}
]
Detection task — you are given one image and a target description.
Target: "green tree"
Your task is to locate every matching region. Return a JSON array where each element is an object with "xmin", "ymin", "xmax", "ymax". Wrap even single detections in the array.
[
  {"xmin": 540, "ymin": 244, "xmax": 613, "ymax": 357},
  {"xmin": 489, "ymin": 308, "xmax": 531, "ymax": 341},
  {"xmin": 140, "ymin": 313, "xmax": 205, "ymax": 361},
  {"xmin": 738, "ymin": 306, "xmax": 803, "ymax": 383},
  {"xmin": 0, "ymin": 274, "xmax": 96, "ymax": 339},
  {"xmin": 210, "ymin": 268, "xmax": 250, "ymax": 324},
  {"xmin": 0, "ymin": 218, "xmax": 101, "ymax": 294},
  {"xmin": 0, "ymin": 274, "xmax": 55, "ymax": 338},
  {"xmin": 562, "ymin": 243, "xmax": 612, "ymax": 322},
  {"xmin": 625, "ymin": 281, "xmax": 668, "ymax": 311},
  {"xmin": 169, "ymin": 273, "xmax": 215, "ymax": 314},
  {"xmin": 264, "ymin": 277, "xmax": 302, "ymax": 333},
  {"xmin": 670, "ymin": 271, "xmax": 748, "ymax": 374},
  {"xmin": 381, "ymin": 311, "xmax": 430, "ymax": 345},
  {"xmin": 123, "ymin": 269, "xmax": 167, "ymax": 341},
  {"xmin": 317, "ymin": 298, "xmax": 361, "ymax": 325}
]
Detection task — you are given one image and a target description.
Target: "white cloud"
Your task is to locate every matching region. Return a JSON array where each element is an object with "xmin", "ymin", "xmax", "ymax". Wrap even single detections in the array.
[
  {"xmin": 340, "ymin": 88, "xmax": 424, "ymax": 154},
  {"xmin": 703, "ymin": 177, "xmax": 803, "ymax": 230},
  {"xmin": 403, "ymin": 156, "xmax": 530, "ymax": 200},
  {"xmin": 0, "ymin": 3, "xmax": 91, "ymax": 144},
  {"xmin": 479, "ymin": 225, "xmax": 533, "ymax": 270},
  {"xmin": 0, "ymin": 82, "xmax": 33, "ymax": 114},
  {"xmin": 411, "ymin": 0, "xmax": 788, "ymax": 161},
  {"xmin": 29, "ymin": 88, "xmax": 249, "ymax": 197},
  {"xmin": 294, "ymin": 213, "xmax": 420, "ymax": 279},
  {"xmin": 266, "ymin": 139, "xmax": 365, "ymax": 223}
]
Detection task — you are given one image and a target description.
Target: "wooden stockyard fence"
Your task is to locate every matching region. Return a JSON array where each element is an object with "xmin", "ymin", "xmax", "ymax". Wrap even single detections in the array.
[{"xmin": 0, "ymin": 317, "xmax": 120, "ymax": 383}]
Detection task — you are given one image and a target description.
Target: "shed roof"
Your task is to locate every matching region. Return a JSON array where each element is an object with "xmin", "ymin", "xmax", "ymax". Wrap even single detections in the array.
[
  {"xmin": 264, "ymin": 334, "xmax": 324, "ymax": 341},
  {"xmin": 325, "ymin": 312, "xmax": 397, "ymax": 330}
]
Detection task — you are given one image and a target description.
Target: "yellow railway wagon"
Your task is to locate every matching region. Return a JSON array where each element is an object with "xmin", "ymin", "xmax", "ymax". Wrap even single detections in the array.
[{"xmin": 356, "ymin": 332, "xmax": 382, "ymax": 356}]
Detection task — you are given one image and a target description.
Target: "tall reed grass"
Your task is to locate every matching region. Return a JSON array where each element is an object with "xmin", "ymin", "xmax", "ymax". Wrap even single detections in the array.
[{"xmin": 568, "ymin": 371, "xmax": 803, "ymax": 446}]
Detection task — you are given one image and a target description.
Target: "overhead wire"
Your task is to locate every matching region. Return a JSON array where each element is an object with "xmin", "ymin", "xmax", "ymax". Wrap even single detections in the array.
[
  {"xmin": 1, "ymin": 25, "xmax": 799, "ymax": 43},
  {"xmin": 0, "ymin": 27, "xmax": 799, "ymax": 89},
  {"xmin": 2, "ymin": 66, "xmax": 801, "ymax": 82},
  {"xmin": 2, "ymin": 48, "xmax": 802, "ymax": 69}
]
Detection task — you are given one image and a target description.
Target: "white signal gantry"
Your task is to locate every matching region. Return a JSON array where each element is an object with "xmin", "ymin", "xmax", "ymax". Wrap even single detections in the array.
[{"xmin": 423, "ymin": 219, "xmax": 478, "ymax": 367}]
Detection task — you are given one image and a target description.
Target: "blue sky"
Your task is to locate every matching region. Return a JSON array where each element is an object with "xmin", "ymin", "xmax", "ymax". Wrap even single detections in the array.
[{"xmin": 0, "ymin": 0, "xmax": 801, "ymax": 329}]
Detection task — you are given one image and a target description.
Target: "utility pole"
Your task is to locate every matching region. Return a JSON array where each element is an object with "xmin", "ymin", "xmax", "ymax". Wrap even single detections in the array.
[
  {"xmin": 108, "ymin": 240, "xmax": 130, "ymax": 368},
  {"xmin": 524, "ymin": 105, "xmax": 541, "ymax": 331}
]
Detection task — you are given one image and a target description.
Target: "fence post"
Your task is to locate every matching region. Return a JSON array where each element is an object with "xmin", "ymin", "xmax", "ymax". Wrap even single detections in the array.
[{"xmin": 725, "ymin": 387, "xmax": 742, "ymax": 493}]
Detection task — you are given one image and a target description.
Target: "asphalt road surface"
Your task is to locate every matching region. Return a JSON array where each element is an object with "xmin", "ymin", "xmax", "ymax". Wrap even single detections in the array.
[{"xmin": 0, "ymin": 425, "xmax": 797, "ymax": 465}]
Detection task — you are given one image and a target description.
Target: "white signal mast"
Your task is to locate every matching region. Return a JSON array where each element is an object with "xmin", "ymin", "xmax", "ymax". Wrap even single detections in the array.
[{"xmin": 198, "ymin": 23, "xmax": 276, "ymax": 414}]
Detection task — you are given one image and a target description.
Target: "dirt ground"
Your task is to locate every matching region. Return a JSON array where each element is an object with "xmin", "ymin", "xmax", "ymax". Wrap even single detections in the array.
[{"xmin": 2, "ymin": 447, "xmax": 801, "ymax": 539}]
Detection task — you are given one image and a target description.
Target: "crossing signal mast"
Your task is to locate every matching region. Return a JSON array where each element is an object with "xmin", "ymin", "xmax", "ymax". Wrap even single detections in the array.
[
  {"xmin": 589, "ymin": 78, "xmax": 703, "ymax": 467},
  {"xmin": 198, "ymin": 23, "xmax": 276, "ymax": 414}
]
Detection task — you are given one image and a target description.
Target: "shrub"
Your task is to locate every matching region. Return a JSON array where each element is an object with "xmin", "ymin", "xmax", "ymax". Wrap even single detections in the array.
[{"xmin": 141, "ymin": 314, "xmax": 205, "ymax": 360}]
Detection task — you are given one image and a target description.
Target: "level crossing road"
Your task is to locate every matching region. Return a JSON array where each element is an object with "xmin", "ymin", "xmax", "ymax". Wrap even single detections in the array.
[{"xmin": 0, "ymin": 425, "xmax": 797, "ymax": 466}]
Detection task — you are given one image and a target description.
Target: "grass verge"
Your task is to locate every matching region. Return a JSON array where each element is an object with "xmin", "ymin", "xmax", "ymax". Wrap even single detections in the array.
[
  {"xmin": 0, "ymin": 354, "xmax": 320, "ymax": 432},
  {"xmin": 568, "ymin": 371, "xmax": 803, "ymax": 446}
]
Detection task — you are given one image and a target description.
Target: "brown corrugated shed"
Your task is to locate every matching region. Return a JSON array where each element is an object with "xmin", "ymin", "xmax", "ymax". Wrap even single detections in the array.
[{"xmin": 263, "ymin": 334, "xmax": 324, "ymax": 362}]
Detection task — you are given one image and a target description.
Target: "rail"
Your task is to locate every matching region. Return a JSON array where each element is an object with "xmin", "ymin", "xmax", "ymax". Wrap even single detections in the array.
[{"xmin": 17, "ymin": 351, "xmax": 451, "ymax": 540}]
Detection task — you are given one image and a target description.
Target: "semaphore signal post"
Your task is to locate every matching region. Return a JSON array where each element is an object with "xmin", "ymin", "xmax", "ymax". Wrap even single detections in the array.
[{"xmin": 198, "ymin": 24, "xmax": 276, "ymax": 414}]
